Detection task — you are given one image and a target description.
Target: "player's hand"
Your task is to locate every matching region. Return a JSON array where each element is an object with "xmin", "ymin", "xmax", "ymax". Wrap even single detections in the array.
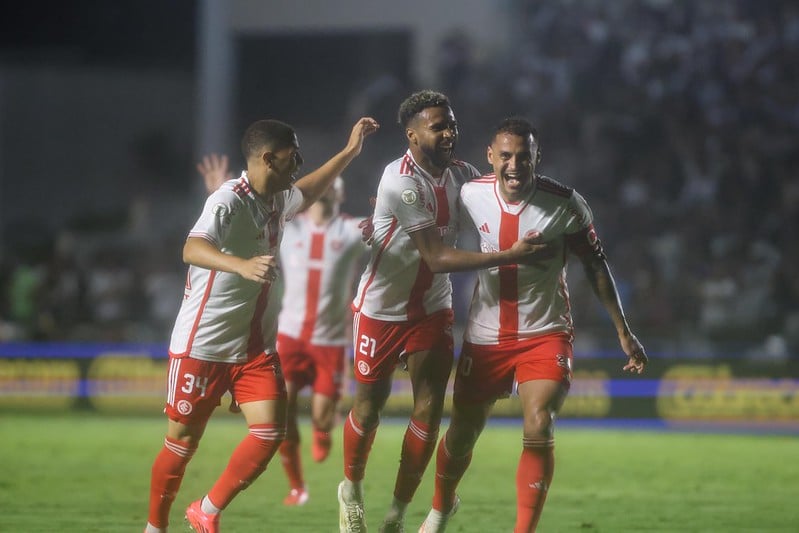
[
  {"xmin": 358, "ymin": 196, "xmax": 377, "ymax": 244},
  {"xmin": 344, "ymin": 117, "xmax": 380, "ymax": 157},
  {"xmin": 197, "ymin": 153, "xmax": 233, "ymax": 194},
  {"xmin": 620, "ymin": 332, "xmax": 647, "ymax": 374},
  {"xmin": 510, "ymin": 231, "xmax": 556, "ymax": 268},
  {"xmin": 238, "ymin": 255, "xmax": 280, "ymax": 284}
]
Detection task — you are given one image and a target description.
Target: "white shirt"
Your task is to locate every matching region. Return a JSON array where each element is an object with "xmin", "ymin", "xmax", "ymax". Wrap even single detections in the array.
[
  {"xmin": 169, "ymin": 172, "xmax": 303, "ymax": 363},
  {"xmin": 459, "ymin": 174, "xmax": 594, "ymax": 344},
  {"xmin": 352, "ymin": 150, "xmax": 480, "ymax": 321},
  {"xmin": 277, "ymin": 212, "xmax": 365, "ymax": 345}
]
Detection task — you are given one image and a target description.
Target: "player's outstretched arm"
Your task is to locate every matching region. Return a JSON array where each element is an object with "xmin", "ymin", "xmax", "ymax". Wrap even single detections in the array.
[
  {"xmin": 408, "ymin": 226, "xmax": 553, "ymax": 273},
  {"xmin": 294, "ymin": 117, "xmax": 379, "ymax": 211}
]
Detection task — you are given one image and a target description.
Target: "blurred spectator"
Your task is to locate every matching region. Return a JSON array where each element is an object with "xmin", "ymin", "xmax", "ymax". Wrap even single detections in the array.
[{"xmin": 1, "ymin": 0, "xmax": 796, "ymax": 361}]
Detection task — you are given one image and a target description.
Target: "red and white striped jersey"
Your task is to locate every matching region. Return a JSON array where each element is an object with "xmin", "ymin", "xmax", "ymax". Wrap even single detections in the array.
[
  {"xmin": 277, "ymin": 212, "xmax": 366, "ymax": 345},
  {"xmin": 352, "ymin": 150, "xmax": 480, "ymax": 321},
  {"xmin": 459, "ymin": 174, "xmax": 594, "ymax": 344},
  {"xmin": 169, "ymin": 172, "xmax": 303, "ymax": 363}
]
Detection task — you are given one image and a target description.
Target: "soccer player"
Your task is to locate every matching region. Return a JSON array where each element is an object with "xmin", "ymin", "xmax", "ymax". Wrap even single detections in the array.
[
  {"xmin": 144, "ymin": 116, "xmax": 378, "ymax": 533},
  {"xmin": 418, "ymin": 117, "xmax": 648, "ymax": 533},
  {"xmin": 275, "ymin": 176, "xmax": 368, "ymax": 506},
  {"xmin": 338, "ymin": 91, "xmax": 551, "ymax": 533},
  {"xmin": 197, "ymin": 158, "xmax": 368, "ymax": 507}
]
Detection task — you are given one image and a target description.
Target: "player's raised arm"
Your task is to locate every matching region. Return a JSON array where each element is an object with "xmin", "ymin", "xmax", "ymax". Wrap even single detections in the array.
[{"xmin": 294, "ymin": 117, "xmax": 379, "ymax": 211}]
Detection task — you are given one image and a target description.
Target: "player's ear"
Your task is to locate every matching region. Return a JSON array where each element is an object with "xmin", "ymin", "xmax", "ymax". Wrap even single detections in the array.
[
  {"xmin": 536, "ymin": 148, "xmax": 542, "ymax": 164},
  {"xmin": 486, "ymin": 145, "xmax": 494, "ymax": 165},
  {"xmin": 262, "ymin": 150, "xmax": 275, "ymax": 169},
  {"xmin": 405, "ymin": 128, "xmax": 417, "ymax": 145}
]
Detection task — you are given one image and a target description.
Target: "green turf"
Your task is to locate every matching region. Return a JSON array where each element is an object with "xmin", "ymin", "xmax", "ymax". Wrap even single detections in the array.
[{"xmin": 0, "ymin": 413, "xmax": 797, "ymax": 532}]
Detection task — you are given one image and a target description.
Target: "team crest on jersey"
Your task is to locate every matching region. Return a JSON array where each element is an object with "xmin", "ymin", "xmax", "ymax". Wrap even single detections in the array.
[
  {"xmin": 357, "ymin": 360, "xmax": 371, "ymax": 376},
  {"xmin": 176, "ymin": 399, "xmax": 193, "ymax": 415},
  {"xmin": 401, "ymin": 189, "xmax": 418, "ymax": 205},
  {"xmin": 212, "ymin": 203, "xmax": 232, "ymax": 225}
]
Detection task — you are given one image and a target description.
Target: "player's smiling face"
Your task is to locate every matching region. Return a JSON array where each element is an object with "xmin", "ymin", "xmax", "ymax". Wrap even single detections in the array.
[
  {"xmin": 408, "ymin": 105, "xmax": 458, "ymax": 173},
  {"xmin": 488, "ymin": 132, "xmax": 538, "ymax": 203}
]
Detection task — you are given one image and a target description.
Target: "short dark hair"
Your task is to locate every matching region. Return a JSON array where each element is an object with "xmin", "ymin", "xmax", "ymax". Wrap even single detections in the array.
[
  {"xmin": 240, "ymin": 119, "xmax": 296, "ymax": 159},
  {"xmin": 397, "ymin": 90, "xmax": 451, "ymax": 128},
  {"xmin": 492, "ymin": 117, "xmax": 539, "ymax": 145}
]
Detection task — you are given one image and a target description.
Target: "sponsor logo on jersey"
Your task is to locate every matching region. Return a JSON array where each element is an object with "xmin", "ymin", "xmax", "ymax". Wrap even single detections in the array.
[
  {"xmin": 177, "ymin": 399, "xmax": 193, "ymax": 415},
  {"xmin": 401, "ymin": 189, "xmax": 418, "ymax": 205},
  {"xmin": 479, "ymin": 222, "xmax": 490, "ymax": 233}
]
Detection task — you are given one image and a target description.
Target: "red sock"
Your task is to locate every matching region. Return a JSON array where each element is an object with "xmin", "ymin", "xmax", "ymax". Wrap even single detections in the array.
[
  {"xmin": 514, "ymin": 438, "xmax": 555, "ymax": 533},
  {"xmin": 432, "ymin": 434, "xmax": 472, "ymax": 512},
  {"xmin": 342, "ymin": 411, "xmax": 377, "ymax": 482},
  {"xmin": 279, "ymin": 420, "xmax": 303, "ymax": 490},
  {"xmin": 148, "ymin": 436, "xmax": 196, "ymax": 528},
  {"xmin": 393, "ymin": 418, "xmax": 438, "ymax": 503},
  {"xmin": 207, "ymin": 424, "xmax": 284, "ymax": 509}
]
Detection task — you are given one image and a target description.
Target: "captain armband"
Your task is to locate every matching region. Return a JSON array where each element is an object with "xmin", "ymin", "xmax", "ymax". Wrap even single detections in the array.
[{"xmin": 565, "ymin": 224, "xmax": 606, "ymax": 261}]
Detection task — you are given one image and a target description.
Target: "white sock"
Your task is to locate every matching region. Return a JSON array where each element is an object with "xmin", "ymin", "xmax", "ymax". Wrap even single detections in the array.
[
  {"xmin": 341, "ymin": 479, "xmax": 363, "ymax": 500},
  {"xmin": 201, "ymin": 495, "xmax": 221, "ymax": 515},
  {"xmin": 144, "ymin": 523, "xmax": 165, "ymax": 533}
]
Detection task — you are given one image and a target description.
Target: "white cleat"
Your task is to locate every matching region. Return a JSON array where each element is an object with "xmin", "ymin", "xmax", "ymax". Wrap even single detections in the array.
[
  {"xmin": 338, "ymin": 481, "xmax": 367, "ymax": 533},
  {"xmin": 418, "ymin": 496, "xmax": 460, "ymax": 533}
]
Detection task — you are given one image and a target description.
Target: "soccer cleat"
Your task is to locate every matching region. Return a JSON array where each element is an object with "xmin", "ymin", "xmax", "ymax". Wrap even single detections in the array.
[
  {"xmin": 379, "ymin": 517, "xmax": 405, "ymax": 532},
  {"xmin": 185, "ymin": 499, "xmax": 220, "ymax": 533},
  {"xmin": 283, "ymin": 487, "xmax": 310, "ymax": 506},
  {"xmin": 418, "ymin": 495, "xmax": 460, "ymax": 533},
  {"xmin": 312, "ymin": 431, "xmax": 332, "ymax": 462},
  {"xmin": 338, "ymin": 481, "xmax": 367, "ymax": 533}
]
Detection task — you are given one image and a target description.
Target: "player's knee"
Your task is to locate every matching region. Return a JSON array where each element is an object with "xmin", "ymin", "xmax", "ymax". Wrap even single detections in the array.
[{"xmin": 523, "ymin": 408, "xmax": 554, "ymax": 438}]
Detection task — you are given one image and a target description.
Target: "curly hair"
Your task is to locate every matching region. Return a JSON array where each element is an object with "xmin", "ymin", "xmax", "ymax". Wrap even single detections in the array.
[{"xmin": 397, "ymin": 90, "xmax": 451, "ymax": 128}]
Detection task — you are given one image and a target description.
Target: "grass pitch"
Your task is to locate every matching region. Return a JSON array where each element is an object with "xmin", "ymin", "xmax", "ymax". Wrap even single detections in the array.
[{"xmin": 1, "ymin": 412, "xmax": 797, "ymax": 532}]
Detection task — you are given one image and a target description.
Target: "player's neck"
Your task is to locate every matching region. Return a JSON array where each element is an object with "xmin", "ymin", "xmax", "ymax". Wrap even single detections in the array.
[{"xmin": 409, "ymin": 147, "xmax": 446, "ymax": 179}]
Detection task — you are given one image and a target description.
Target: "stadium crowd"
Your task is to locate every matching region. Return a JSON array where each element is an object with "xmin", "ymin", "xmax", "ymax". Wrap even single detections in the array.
[{"xmin": 1, "ymin": 0, "xmax": 797, "ymax": 360}]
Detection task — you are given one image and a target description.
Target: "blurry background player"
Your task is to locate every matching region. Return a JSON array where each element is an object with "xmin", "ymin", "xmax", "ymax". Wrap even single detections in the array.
[
  {"xmin": 275, "ymin": 176, "xmax": 368, "ymax": 505},
  {"xmin": 419, "ymin": 117, "xmax": 648, "ymax": 533},
  {"xmin": 338, "ymin": 91, "xmax": 551, "ymax": 533},
  {"xmin": 144, "ymin": 116, "xmax": 378, "ymax": 533},
  {"xmin": 199, "ymin": 157, "xmax": 369, "ymax": 507}
]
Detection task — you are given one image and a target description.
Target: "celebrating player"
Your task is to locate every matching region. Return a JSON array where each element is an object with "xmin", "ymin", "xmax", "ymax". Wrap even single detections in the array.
[
  {"xmin": 419, "ymin": 117, "xmax": 648, "ymax": 532},
  {"xmin": 197, "ymin": 155, "xmax": 369, "ymax": 507},
  {"xmin": 143, "ymin": 116, "xmax": 378, "ymax": 533},
  {"xmin": 337, "ymin": 91, "xmax": 550, "ymax": 533}
]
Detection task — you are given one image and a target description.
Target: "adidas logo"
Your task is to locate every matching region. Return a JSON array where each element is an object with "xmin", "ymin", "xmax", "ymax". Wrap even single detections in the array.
[{"xmin": 479, "ymin": 222, "xmax": 490, "ymax": 233}]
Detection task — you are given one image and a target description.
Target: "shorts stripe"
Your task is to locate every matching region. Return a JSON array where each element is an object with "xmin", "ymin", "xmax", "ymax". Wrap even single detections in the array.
[{"xmin": 167, "ymin": 358, "xmax": 181, "ymax": 406}]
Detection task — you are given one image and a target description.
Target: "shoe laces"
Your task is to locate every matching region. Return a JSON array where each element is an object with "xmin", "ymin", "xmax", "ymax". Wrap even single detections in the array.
[{"xmin": 343, "ymin": 502, "xmax": 366, "ymax": 532}]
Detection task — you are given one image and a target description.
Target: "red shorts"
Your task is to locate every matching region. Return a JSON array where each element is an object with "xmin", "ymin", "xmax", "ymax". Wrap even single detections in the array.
[
  {"xmin": 164, "ymin": 352, "xmax": 286, "ymax": 425},
  {"xmin": 453, "ymin": 332, "xmax": 573, "ymax": 404},
  {"xmin": 352, "ymin": 309, "xmax": 454, "ymax": 383},
  {"xmin": 277, "ymin": 333, "xmax": 345, "ymax": 399}
]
